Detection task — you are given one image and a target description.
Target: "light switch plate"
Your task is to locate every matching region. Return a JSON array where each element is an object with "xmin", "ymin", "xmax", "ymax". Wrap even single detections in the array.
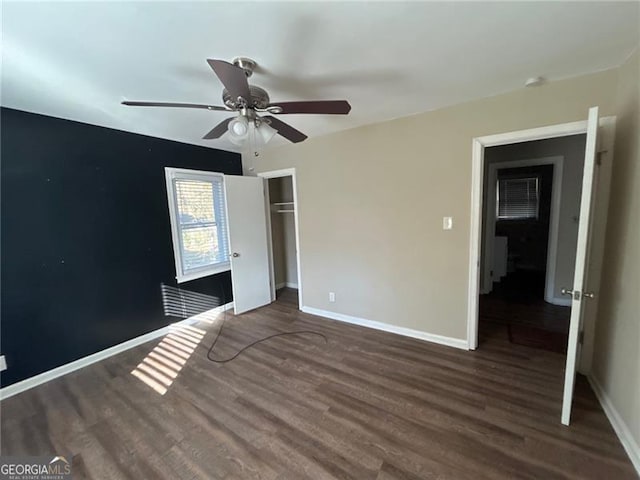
[
  {"xmin": 0, "ymin": 355, "xmax": 6, "ymax": 372},
  {"xmin": 443, "ymin": 217, "xmax": 453, "ymax": 230}
]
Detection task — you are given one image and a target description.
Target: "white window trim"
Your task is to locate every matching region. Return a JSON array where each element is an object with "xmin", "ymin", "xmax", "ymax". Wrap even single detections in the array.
[{"xmin": 165, "ymin": 167, "xmax": 230, "ymax": 283}]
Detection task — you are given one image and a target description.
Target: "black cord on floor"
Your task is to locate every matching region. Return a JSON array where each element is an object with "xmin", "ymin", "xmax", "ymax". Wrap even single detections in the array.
[{"xmin": 206, "ymin": 282, "xmax": 327, "ymax": 364}]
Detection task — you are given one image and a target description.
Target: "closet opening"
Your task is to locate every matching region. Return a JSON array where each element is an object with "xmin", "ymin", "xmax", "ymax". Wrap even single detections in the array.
[{"xmin": 260, "ymin": 169, "xmax": 302, "ymax": 310}]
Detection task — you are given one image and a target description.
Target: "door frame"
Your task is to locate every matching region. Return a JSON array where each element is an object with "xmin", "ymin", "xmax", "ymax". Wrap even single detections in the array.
[
  {"xmin": 483, "ymin": 156, "xmax": 565, "ymax": 306},
  {"xmin": 258, "ymin": 168, "xmax": 304, "ymax": 311},
  {"xmin": 467, "ymin": 117, "xmax": 616, "ymax": 355}
]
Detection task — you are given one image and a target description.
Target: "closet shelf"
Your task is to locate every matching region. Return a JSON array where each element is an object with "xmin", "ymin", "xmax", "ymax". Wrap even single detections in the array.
[
  {"xmin": 276, "ymin": 209, "xmax": 295, "ymax": 213},
  {"xmin": 272, "ymin": 202, "xmax": 294, "ymax": 206}
]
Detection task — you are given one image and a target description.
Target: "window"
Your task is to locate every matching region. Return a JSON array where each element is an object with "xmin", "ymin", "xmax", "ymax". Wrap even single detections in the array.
[
  {"xmin": 496, "ymin": 176, "xmax": 540, "ymax": 220},
  {"xmin": 165, "ymin": 168, "xmax": 230, "ymax": 282}
]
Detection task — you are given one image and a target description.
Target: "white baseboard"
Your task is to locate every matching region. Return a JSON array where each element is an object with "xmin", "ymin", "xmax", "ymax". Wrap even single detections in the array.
[
  {"xmin": 275, "ymin": 282, "xmax": 286, "ymax": 290},
  {"xmin": 285, "ymin": 282, "xmax": 298, "ymax": 289},
  {"xmin": 0, "ymin": 302, "xmax": 234, "ymax": 401},
  {"xmin": 588, "ymin": 374, "xmax": 640, "ymax": 475},
  {"xmin": 301, "ymin": 306, "xmax": 468, "ymax": 350}
]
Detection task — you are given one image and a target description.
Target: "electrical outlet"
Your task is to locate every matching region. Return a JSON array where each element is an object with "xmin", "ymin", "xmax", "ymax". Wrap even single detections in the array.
[
  {"xmin": 329, "ymin": 292, "xmax": 336, "ymax": 303},
  {"xmin": 0, "ymin": 355, "xmax": 6, "ymax": 372},
  {"xmin": 443, "ymin": 216, "xmax": 453, "ymax": 230}
]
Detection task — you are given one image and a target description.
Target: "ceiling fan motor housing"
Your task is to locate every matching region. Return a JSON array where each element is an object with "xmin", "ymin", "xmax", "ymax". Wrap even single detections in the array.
[
  {"xmin": 232, "ymin": 57, "xmax": 257, "ymax": 77},
  {"xmin": 222, "ymin": 85, "xmax": 270, "ymax": 110}
]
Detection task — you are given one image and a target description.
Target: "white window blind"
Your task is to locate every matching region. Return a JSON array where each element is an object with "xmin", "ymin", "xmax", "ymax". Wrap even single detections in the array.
[
  {"xmin": 496, "ymin": 176, "xmax": 539, "ymax": 220},
  {"xmin": 165, "ymin": 168, "xmax": 230, "ymax": 282}
]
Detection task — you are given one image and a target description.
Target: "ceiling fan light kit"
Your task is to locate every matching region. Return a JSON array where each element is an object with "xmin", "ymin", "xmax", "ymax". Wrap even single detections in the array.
[
  {"xmin": 122, "ymin": 56, "xmax": 351, "ymax": 152},
  {"xmin": 257, "ymin": 121, "xmax": 278, "ymax": 144},
  {"xmin": 228, "ymin": 115, "xmax": 249, "ymax": 138}
]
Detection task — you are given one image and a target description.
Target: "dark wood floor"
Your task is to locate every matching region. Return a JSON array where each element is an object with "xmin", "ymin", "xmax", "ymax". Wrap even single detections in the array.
[
  {"xmin": 1, "ymin": 289, "xmax": 635, "ymax": 479},
  {"xmin": 480, "ymin": 271, "xmax": 571, "ymax": 353}
]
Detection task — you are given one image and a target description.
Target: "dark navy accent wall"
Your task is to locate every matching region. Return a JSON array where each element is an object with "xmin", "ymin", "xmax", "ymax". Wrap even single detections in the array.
[{"xmin": 0, "ymin": 108, "xmax": 241, "ymax": 387}]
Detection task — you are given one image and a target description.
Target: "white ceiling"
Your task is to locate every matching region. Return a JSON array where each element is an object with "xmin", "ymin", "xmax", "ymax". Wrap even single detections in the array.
[{"xmin": 2, "ymin": 2, "xmax": 638, "ymax": 153}]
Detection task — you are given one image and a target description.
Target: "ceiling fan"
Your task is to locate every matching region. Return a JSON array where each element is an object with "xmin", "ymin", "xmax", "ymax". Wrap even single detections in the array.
[{"xmin": 122, "ymin": 57, "xmax": 351, "ymax": 146}]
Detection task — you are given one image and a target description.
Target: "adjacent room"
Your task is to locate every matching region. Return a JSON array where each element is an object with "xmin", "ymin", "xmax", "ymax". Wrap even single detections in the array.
[
  {"xmin": 478, "ymin": 135, "xmax": 587, "ymax": 354},
  {"xmin": 1, "ymin": 2, "xmax": 639, "ymax": 479}
]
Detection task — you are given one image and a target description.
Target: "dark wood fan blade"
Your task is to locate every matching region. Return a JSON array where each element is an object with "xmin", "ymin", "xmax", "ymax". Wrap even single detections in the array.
[
  {"xmin": 264, "ymin": 116, "xmax": 308, "ymax": 143},
  {"xmin": 203, "ymin": 118, "xmax": 233, "ymax": 139},
  {"xmin": 207, "ymin": 59, "xmax": 251, "ymax": 105},
  {"xmin": 268, "ymin": 100, "xmax": 351, "ymax": 115},
  {"xmin": 121, "ymin": 101, "xmax": 228, "ymax": 111}
]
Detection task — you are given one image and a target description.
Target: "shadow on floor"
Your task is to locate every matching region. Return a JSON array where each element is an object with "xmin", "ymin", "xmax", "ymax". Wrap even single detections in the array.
[{"xmin": 480, "ymin": 270, "xmax": 570, "ymax": 353}]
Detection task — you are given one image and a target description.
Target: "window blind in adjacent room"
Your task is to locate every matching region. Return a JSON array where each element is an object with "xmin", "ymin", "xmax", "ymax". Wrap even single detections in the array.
[{"xmin": 496, "ymin": 176, "xmax": 540, "ymax": 220}]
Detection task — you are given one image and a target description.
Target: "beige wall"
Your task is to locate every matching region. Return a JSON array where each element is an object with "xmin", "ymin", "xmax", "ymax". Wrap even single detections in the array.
[
  {"xmin": 282, "ymin": 214, "xmax": 298, "ymax": 286},
  {"xmin": 592, "ymin": 49, "xmax": 640, "ymax": 456},
  {"xmin": 250, "ymin": 68, "xmax": 618, "ymax": 340}
]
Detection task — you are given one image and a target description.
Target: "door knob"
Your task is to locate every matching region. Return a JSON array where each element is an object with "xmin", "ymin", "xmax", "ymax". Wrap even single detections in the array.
[
  {"xmin": 583, "ymin": 292, "xmax": 596, "ymax": 299},
  {"xmin": 562, "ymin": 288, "xmax": 582, "ymax": 300},
  {"xmin": 232, "ymin": 252, "xmax": 240, "ymax": 258}
]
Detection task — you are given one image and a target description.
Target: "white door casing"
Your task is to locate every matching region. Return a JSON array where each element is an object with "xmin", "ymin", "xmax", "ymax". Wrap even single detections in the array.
[
  {"xmin": 468, "ymin": 113, "xmax": 616, "ymax": 398},
  {"xmin": 257, "ymin": 168, "xmax": 304, "ymax": 311},
  {"xmin": 224, "ymin": 175, "xmax": 272, "ymax": 314}
]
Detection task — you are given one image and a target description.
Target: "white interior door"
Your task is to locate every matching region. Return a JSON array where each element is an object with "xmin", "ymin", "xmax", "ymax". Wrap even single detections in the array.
[
  {"xmin": 561, "ymin": 106, "xmax": 600, "ymax": 425},
  {"xmin": 224, "ymin": 175, "xmax": 272, "ymax": 314}
]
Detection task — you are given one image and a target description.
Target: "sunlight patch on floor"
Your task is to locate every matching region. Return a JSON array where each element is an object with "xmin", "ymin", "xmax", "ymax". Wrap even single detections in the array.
[{"xmin": 131, "ymin": 322, "xmax": 207, "ymax": 395}]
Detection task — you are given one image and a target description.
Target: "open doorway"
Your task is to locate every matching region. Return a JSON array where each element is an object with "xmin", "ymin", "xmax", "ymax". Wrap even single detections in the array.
[
  {"xmin": 479, "ymin": 136, "xmax": 586, "ymax": 353},
  {"xmin": 259, "ymin": 169, "xmax": 303, "ymax": 310},
  {"xmin": 468, "ymin": 110, "xmax": 616, "ymax": 425}
]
